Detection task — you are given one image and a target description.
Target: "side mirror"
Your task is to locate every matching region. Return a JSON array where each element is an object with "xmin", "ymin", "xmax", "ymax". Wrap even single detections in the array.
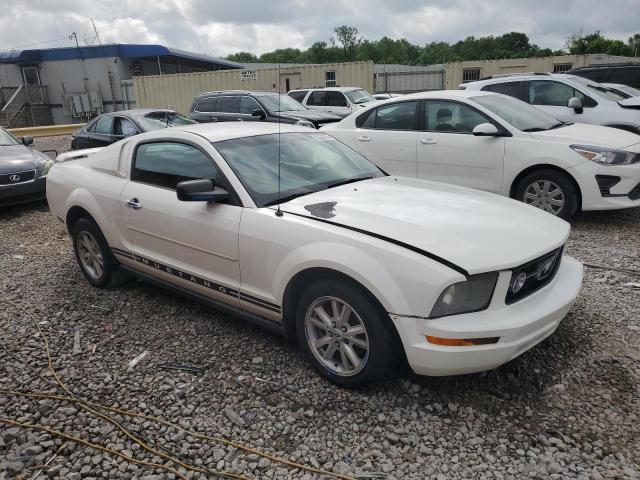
[
  {"xmin": 568, "ymin": 97, "xmax": 583, "ymax": 114},
  {"xmin": 176, "ymin": 179, "xmax": 230, "ymax": 203},
  {"xmin": 472, "ymin": 123, "xmax": 500, "ymax": 137},
  {"xmin": 252, "ymin": 109, "xmax": 266, "ymax": 120},
  {"xmin": 21, "ymin": 136, "xmax": 33, "ymax": 146}
]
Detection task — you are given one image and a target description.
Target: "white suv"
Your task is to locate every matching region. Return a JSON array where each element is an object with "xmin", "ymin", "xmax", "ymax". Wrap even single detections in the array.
[
  {"xmin": 288, "ymin": 87, "xmax": 378, "ymax": 118},
  {"xmin": 462, "ymin": 74, "xmax": 640, "ymax": 135}
]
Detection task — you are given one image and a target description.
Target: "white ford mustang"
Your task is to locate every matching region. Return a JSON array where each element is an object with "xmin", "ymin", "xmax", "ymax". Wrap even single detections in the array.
[{"xmin": 47, "ymin": 123, "xmax": 583, "ymax": 387}]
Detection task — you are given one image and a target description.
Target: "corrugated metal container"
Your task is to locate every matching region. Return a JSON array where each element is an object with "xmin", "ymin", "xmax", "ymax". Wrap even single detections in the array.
[
  {"xmin": 133, "ymin": 61, "xmax": 374, "ymax": 114},
  {"xmin": 374, "ymin": 69, "xmax": 444, "ymax": 93}
]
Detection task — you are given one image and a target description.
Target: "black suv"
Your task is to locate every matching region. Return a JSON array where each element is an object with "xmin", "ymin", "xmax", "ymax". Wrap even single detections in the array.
[
  {"xmin": 188, "ymin": 90, "xmax": 341, "ymax": 128},
  {"xmin": 568, "ymin": 64, "xmax": 640, "ymax": 89}
]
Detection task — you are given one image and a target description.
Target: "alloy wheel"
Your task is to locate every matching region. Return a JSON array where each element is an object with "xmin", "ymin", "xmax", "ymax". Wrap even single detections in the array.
[
  {"xmin": 77, "ymin": 231, "xmax": 104, "ymax": 280},
  {"xmin": 523, "ymin": 180, "xmax": 565, "ymax": 215},
  {"xmin": 304, "ymin": 296, "xmax": 370, "ymax": 377}
]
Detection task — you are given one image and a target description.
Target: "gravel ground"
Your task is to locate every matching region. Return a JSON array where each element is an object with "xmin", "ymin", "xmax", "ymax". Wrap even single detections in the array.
[{"xmin": 0, "ymin": 136, "xmax": 639, "ymax": 479}]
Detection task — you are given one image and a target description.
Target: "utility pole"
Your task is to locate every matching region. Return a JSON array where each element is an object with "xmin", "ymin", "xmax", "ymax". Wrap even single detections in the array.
[{"xmin": 70, "ymin": 32, "xmax": 88, "ymax": 92}]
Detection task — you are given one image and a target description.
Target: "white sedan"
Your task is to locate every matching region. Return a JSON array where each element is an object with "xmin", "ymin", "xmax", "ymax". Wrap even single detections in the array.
[
  {"xmin": 323, "ymin": 90, "xmax": 640, "ymax": 219},
  {"xmin": 47, "ymin": 123, "xmax": 583, "ymax": 387}
]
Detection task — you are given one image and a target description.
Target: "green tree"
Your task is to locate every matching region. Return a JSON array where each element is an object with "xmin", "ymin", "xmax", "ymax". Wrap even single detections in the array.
[
  {"xmin": 629, "ymin": 34, "xmax": 640, "ymax": 57},
  {"xmin": 332, "ymin": 25, "xmax": 362, "ymax": 61},
  {"xmin": 225, "ymin": 51, "xmax": 258, "ymax": 63}
]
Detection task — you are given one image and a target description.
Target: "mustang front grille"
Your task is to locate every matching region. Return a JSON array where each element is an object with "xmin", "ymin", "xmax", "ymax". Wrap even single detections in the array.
[
  {"xmin": 0, "ymin": 169, "xmax": 36, "ymax": 186},
  {"xmin": 505, "ymin": 246, "xmax": 564, "ymax": 305}
]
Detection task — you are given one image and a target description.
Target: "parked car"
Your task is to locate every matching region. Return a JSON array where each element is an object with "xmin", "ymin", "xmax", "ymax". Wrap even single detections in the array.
[
  {"xmin": 46, "ymin": 122, "xmax": 583, "ymax": 387},
  {"xmin": 71, "ymin": 109, "xmax": 196, "ymax": 150},
  {"xmin": 188, "ymin": 90, "xmax": 340, "ymax": 128},
  {"xmin": 323, "ymin": 90, "xmax": 640, "ymax": 219},
  {"xmin": 461, "ymin": 74, "xmax": 640, "ymax": 135},
  {"xmin": 0, "ymin": 127, "xmax": 54, "ymax": 207},
  {"xmin": 287, "ymin": 87, "xmax": 378, "ymax": 118},
  {"xmin": 601, "ymin": 83, "xmax": 640, "ymax": 98},
  {"xmin": 568, "ymin": 63, "xmax": 640, "ymax": 89},
  {"xmin": 373, "ymin": 93, "xmax": 404, "ymax": 100}
]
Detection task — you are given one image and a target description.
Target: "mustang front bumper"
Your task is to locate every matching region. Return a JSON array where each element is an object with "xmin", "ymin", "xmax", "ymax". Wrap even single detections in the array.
[
  {"xmin": 391, "ymin": 255, "xmax": 583, "ymax": 376},
  {"xmin": 0, "ymin": 176, "xmax": 46, "ymax": 207}
]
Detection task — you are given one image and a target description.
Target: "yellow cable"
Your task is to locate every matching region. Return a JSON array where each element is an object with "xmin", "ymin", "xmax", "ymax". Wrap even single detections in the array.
[
  {"xmin": 0, "ymin": 389, "xmax": 357, "ymax": 480},
  {"xmin": 3, "ymin": 300, "xmax": 358, "ymax": 480},
  {"xmin": 6, "ymin": 300, "xmax": 248, "ymax": 480},
  {"xmin": 0, "ymin": 417, "xmax": 188, "ymax": 480}
]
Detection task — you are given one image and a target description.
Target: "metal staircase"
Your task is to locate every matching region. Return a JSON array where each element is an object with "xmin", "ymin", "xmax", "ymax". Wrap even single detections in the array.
[{"xmin": 0, "ymin": 85, "xmax": 52, "ymax": 128}]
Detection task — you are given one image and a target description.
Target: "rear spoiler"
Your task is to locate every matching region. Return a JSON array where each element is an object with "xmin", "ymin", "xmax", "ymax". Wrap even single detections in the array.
[{"xmin": 55, "ymin": 147, "xmax": 103, "ymax": 163}]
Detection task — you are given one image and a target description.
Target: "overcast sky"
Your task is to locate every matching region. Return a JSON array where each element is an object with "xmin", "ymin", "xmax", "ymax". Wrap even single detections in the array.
[{"xmin": 1, "ymin": 0, "xmax": 638, "ymax": 57}]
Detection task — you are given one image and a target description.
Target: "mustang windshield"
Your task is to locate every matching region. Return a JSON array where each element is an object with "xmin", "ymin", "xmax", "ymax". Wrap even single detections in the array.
[
  {"xmin": 0, "ymin": 128, "xmax": 19, "ymax": 146},
  {"xmin": 214, "ymin": 132, "xmax": 384, "ymax": 207},
  {"xmin": 470, "ymin": 94, "xmax": 566, "ymax": 132}
]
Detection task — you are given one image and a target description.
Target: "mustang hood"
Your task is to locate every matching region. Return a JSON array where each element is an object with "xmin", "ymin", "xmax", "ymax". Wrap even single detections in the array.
[
  {"xmin": 0, "ymin": 145, "xmax": 48, "ymax": 175},
  {"xmin": 530, "ymin": 123, "xmax": 640, "ymax": 150},
  {"xmin": 280, "ymin": 176, "xmax": 569, "ymax": 275}
]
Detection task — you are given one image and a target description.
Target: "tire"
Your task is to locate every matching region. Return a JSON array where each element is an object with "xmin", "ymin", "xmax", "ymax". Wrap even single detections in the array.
[
  {"xmin": 514, "ymin": 169, "xmax": 579, "ymax": 220},
  {"xmin": 71, "ymin": 217, "xmax": 119, "ymax": 288},
  {"xmin": 295, "ymin": 278, "xmax": 397, "ymax": 388}
]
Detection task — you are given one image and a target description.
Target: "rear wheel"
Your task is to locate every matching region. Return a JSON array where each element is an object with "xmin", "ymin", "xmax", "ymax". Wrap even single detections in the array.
[
  {"xmin": 296, "ymin": 279, "xmax": 396, "ymax": 388},
  {"xmin": 515, "ymin": 169, "xmax": 578, "ymax": 220},
  {"xmin": 72, "ymin": 217, "xmax": 118, "ymax": 288}
]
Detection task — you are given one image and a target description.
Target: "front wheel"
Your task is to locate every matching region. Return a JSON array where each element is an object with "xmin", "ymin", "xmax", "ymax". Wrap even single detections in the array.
[
  {"xmin": 296, "ymin": 279, "xmax": 397, "ymax": 388},
  {"xmin": 514, "ymin": 169, "xmax": 579, "ymax": 220}
]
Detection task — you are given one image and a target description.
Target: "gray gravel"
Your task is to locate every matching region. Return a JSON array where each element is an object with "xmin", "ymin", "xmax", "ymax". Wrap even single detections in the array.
[{"xmin": 0, "ymin": 135, "xmax": 639, "ymax": 479}]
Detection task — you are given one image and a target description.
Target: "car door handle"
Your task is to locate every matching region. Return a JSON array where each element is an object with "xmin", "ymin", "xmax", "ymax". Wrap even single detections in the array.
[
  {"xmin": 357, "ymin": 136, "xmax": 371, "ymax": 142},
  {"xmin": 421, "ymin": 138, "xmax": 437, "ymax": 145},
  {"xmin": 125, "ymin": 198, "xmax": 142, "ymax": 210}
]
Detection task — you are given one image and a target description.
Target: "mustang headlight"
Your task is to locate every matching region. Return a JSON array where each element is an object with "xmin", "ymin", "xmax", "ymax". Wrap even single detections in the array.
[
  {"xmin": 39, "ymin": 159, "xmax": 55, "ymax": 177},
  {"xmin": 295, "ymin": 120, "xmax": 316, "ymax": 129},
  {"xmin": 429, "ymin": 272, "xmax": 498, "ymax": 319},
  {"xmin": 570, "ymin": 145, "xmax": 639, "ymax": 165}
]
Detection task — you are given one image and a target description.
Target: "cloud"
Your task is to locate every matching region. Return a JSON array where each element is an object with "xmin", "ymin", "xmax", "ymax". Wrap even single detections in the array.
[{"xmin": 0, "ymin": 0, "xmax": 637, "ymax": 57}]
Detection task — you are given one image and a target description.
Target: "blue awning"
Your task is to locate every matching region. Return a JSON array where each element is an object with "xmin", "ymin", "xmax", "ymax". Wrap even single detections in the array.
[{"xmin": 0, "ymin": 43, "xmax": 243, "ymax": 69}]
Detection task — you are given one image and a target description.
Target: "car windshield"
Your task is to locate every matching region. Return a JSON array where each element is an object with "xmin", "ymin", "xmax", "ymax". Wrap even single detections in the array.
[
  {"xmin": 214, "ymin": 132, "xmax": 385, "ymax": 207},
  {"xmin": 470, "ymin": 94, "xmax": 567, "ymax": 132},
  {"xmin": 136, "ymin": 112, "xmax": 196, "ymax": 131},
  {"xmin": 568, "ymin": 77, "xmax": 627, "ymax": 101},
  {"xmin": 345, "ymin": 89, "xmax": 375, "ymax": 104},
  {"xmin": 0, "ymin": 128, "xmax": 19, "ymax": 146},
  {"xmin": 256, "ymin": 93, "xmax": 306, "ymax": 112}
]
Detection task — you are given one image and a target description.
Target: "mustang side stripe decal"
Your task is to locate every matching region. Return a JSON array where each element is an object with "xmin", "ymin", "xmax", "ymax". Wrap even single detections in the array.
[
  {"xmin": 110, "ymin": 248, "xmax": 281, "ymax": 313},
  {"xmin": 280, "ymin": 211, "xmax": 470, "ymax": 277}
]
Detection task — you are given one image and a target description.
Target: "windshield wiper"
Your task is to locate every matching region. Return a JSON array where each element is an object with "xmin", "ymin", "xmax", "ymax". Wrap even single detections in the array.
[
  {"xmin": 264, "ymin": 191, "xmax": 313, "ymax": 207},
  {"xmin": 522, "ymin": 127, "xmax": 547, "ymax": 132},
  {"xmin": 325, "ymin": 176, "xmax": 374, "ymax": 189}
]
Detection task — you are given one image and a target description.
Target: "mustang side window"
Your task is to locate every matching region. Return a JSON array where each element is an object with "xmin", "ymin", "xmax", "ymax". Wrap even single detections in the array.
[
  {"xmin": 133, "ymin": 142, "xmax": 218, "ymax": 190},
  {"xmin": 425, "ymin": 101, "xmax": 490, "ymax": 134}
]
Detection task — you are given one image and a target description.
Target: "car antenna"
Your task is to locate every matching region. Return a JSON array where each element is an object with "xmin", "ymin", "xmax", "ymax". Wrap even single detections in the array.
[{"xmin": 276, "ymin": 62, "xmax": 283, "ymax": 217}]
